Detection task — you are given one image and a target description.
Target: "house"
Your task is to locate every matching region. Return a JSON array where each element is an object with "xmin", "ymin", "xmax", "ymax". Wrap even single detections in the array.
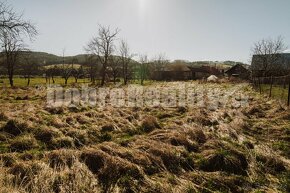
[
  {"xmin": 152, "ymin": 63, "xmax": 192, "ymax": 81},
  {"xmin": 225, "ymin": 63, "xmax": 250, "ymax": 80},
  {"xmin": 153, "ymin": 63, "xmax": 223, "ymax": 81},
  {"xmin": 188, "ymin": 65, "xmax": 222, "ymax": 79},
  {"xmin": 251, "ymin": 53, "xmax": 290, "ymax": 77}
]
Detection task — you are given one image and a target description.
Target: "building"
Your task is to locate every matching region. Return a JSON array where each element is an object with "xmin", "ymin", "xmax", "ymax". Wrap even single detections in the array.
[
  {"xmin": 189, "ymin": 65, "xmax": 222, "ymax": 79},
  {"xmin": 153, "ymin": 63, "xmax": 192, "ymax": 81},
  {"xmin": 225, "ymin": 63, "xmax": 250, "ymax": 80},
  {"xmin": 153, "ymin": 64, "xmax": 223, "ymax": 81},
  {"xmin": 251, "ymin": 53, "xmax": 290, "ymax": 77}
]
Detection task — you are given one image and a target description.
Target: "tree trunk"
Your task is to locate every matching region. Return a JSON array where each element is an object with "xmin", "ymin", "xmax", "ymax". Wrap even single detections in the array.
[
  {"xmin": 9, "ymin": 76, "xmax": 13, "ymax": 87},
  {"xmin": 101, "ymin": 68, "xmax": 106, "ymax": 86},
  {"xmin": 27, "ymin": 76, "xmax": 30, "ymax": 86},
  {"xmin": 7, "ymin": 64, "xmax": 14, "ymax": 87},
  {"xmin": 124, "ymin": 77, "xmax": 127, "ymax": 85}
]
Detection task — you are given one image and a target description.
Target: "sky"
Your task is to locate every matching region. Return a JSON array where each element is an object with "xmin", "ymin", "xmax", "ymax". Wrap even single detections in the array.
[{"xmin": 8, "ymin": 0, "xmax": 290, "ymax": 63}]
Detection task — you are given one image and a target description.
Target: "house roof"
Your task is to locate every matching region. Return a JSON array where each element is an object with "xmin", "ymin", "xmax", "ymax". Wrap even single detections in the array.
[
  {"xmin": 188, "ymin": 65, "xmax": 221, "ymax": 75},
  {"xmin": 251, "ymin": 53, "xmax": 290, "ymax": 70},
  {"xmin": 162, "ymin": 63, "xmax": 191, "ymax": 72},
  {"xmin": 225, "ymin": 63, "xmax": 249, "ymax": 74}
]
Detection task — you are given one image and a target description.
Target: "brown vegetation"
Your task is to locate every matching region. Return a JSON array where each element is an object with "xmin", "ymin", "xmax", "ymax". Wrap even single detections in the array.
[{"xmin": 0, "ymin": 82, "xmax": 289, "ymax": 192}]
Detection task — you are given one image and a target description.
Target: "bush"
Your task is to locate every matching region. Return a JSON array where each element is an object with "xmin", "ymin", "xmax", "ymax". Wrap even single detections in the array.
[{"xmin": 10, "ymin": 135, "xmax": 39, "ymax": 152}]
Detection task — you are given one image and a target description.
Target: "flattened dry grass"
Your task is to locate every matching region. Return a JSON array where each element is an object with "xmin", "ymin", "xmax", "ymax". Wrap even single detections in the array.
[{"xmin": 0, "ymin": 82, "xmax": 289, "ymax": 192}]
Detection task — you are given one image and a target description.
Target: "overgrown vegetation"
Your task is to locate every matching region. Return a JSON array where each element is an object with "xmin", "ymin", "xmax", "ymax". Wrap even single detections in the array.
[{"xmin": 0, "ymin": 81, "xmax": 289, "ymax": 192}]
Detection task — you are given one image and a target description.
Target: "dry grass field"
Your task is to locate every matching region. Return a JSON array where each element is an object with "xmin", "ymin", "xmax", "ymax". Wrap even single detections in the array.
[{"xmin": 0, "ymin": 81, "xmax": 289, "ymax": 193}]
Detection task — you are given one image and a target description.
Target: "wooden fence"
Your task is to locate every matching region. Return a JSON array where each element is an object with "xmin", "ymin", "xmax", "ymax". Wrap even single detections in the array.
[{"xmin": 252, "ymin": 75, "xmax": 290, "ymax": 106}]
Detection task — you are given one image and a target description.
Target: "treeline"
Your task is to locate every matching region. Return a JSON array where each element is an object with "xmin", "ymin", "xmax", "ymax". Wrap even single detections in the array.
[{"xmin": 0, "ymin": 2, "xmax": 238, "ymax": 87}]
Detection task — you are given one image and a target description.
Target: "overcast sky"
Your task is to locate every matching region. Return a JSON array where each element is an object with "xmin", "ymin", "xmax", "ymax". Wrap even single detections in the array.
[{"xmin": 9, "ymin": 0, "xmax": 290, "ymax": 63}]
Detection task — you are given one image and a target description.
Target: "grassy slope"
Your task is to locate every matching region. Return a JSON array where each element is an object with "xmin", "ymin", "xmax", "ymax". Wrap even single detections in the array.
[
  {"xmin": 0, "ymin": 77, "xmax": 91, "ymax": 87},
  {"xmin": 0, "ymin": 82, "xmax": 289, "ymax": 193}
]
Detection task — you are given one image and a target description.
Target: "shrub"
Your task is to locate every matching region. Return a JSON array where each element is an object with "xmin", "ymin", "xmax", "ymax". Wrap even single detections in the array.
[{"xmin": 10, "ymin": 135, "xmax": 39, "ymax": 152}]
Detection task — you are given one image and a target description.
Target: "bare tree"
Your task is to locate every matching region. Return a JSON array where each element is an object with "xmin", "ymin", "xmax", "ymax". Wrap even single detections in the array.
[
  {"xmin": 85, "ymin": 25, "xmax": 119, "ymax": 86},
  {"xmin": 72, "ymin": 65, "xmax": 84, "ymax": 83},
  {"xmin": 139, "ymin": 55, "xmax": 149, "ymax": 85},
  {"xmin": 21, "ymin": 52, "xmax": 39, "ymax": 86},
  {"xmin": 119, "ymin": 40, "xmax": 134, "ymax": 85},
  {"xmin": 108, "ymin": 56, "xmax": 121, "ymax": 84},
  {"xmin": 85, "ymin": 54, "xmax": 98, "ymax": 83},
  {"xmin": 152, "ymin": 53, "xmax": 168, "ymax": 71},
  {"xmin": 150, "ymin": 53, "xmax": 169, "ymax": 80},
  {"xmin": 0, "ymin": 2, "xmax": 37, "ymax": 87},
  {"xmin": 0, "ymin": 2, "xmax": 37, "ymax": 38},
  {"xmin": 252, "ymin": 36, "xmax": 287, "ymax": 76},
  {"xmin": 61, "ymin": 49, "xmax": 72, "ymax": 85},
  {"xmin": 0, "ymin": 31, "xmax": 26, "ymax": 86},
  {"xmin": 46, "ymin": 65, "xmax": 58, "ymax": 84}
]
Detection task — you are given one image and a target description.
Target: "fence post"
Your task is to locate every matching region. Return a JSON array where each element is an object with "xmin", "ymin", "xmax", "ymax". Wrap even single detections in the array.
[
  {"xmin": 287, "ymin": 78, "xmax": 290, "ymax": 107},
  {"xmin": 258, "ymin": 77, "xmax": 262, "ymax": 94},
  {"xmin": 269, "ymin": 76, "xmax": 273, "ymax": 98}
]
